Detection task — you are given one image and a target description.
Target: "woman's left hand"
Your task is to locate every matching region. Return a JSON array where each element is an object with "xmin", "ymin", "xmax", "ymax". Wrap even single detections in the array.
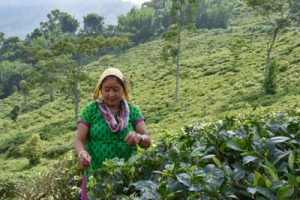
[{"xmin": 125, "ymin": 131, "xmax": 142, "ymax": 146}]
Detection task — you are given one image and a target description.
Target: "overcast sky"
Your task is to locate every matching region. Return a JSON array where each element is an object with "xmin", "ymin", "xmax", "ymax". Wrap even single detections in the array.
[
  {"xmin": 123, "ymin": 0, "xmax": 150, "ymax": 5},
  {"xmin": 0, "ymin": 0, "xmax": 150, "ymax": 38}
]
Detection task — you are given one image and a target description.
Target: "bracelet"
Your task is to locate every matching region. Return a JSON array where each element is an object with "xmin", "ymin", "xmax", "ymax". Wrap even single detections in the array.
[
  {"xmin": 138, "ymin": 134, "xmax": 145, "ymax": 144},
  {"xmin": 78, "ymin": 150, "xmax": 87, "ymax": 158}
]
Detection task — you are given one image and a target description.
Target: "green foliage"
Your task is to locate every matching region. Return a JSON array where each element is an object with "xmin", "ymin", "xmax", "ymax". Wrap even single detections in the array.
[
  {"xmin": 83, "ymin": 13, "xmax": 105, "ymax": 37},
  {"xmin": 0, "ymin": 172, "xmax": 18, "ymax": 199},
  {"xmin": 0, "ymin": 36, "xmax": 22, "ymax": 61},
  {"xmin": 20, "ymin": 134, "xmax": 45, "ymax": 165},
  {"xmin": 0, "ymin": 153, "xmax": 82, "ymax": 200},
  {"xmin": 44, "ymin": 145, "xmax": 71, "ymax": 158},
  {"xmin": 117, "ymin": 7, "xmax": 157, "ymax": 44},
  {"xmin": 88, "ymin": 112, "xmax": 300, "ymax": 199},
  {"xmin": 15, "ymin": 153, "xmax": 82, "ymax": 199},
  {"xmin": 0, "ymin": 4, "xmax": 300, "ymax": 199},
  {"xmin": 0, "ymin": 61, "xmax": 24, "ymax": 98},
  {"xmin": 264, "ymin": 58, "xmax": 279, "ymax": 95},
  {"xmin": 228, "ymin": 37, "xmax": 249, "ymax": 67},
  {"xmin": 8, "ymin": 105, "xmax": 20, "ymax": 122}
]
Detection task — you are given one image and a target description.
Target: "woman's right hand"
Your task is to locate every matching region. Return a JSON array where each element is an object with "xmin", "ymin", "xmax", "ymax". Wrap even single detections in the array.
[{"xmin": 79, "ymin": 151, "xmax": 91, "ymax": 169}]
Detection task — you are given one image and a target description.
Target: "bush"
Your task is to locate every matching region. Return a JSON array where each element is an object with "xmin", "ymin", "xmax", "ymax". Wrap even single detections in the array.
[
  {"xmin": 20, "ymin": 134, "xmax": 44, "ymax": 165},
  {"xmin": 16, "ymin": 153, "xmax": 82, "ymax": 200},
  {"xmin": 44, "ymin": 145, "xmax": 71, "ymax": 158},
  {"xmin": 88, "ymin": 112, "xmax": 300, "ymax": 199},
  {"xmin": 0, "ymin": 172, "xmax": 18, "ymax": 199}
]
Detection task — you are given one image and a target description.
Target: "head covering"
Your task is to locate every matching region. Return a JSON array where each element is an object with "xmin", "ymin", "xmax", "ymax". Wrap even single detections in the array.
[
  {"xmin": 98, "ymin": 67, "xmax": 124, "ymax": 85},
  {"xmin": 93, "ymin": 67, "xmax": 129, "ymax": 101}
]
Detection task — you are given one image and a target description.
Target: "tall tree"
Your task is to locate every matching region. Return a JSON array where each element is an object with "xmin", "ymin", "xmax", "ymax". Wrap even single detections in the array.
[
  {"xmin": 162, "ymin": 0, "xmax": 198, "ymax": 102},
  {"xmin": 0, "ymin": 36, "xmax": 22, "ymax": 62},
  {"xmin": 0, "ymin": 61, "xmax": 24, "ymax": 98},
  {"xmin": 59, "ymin": 13, "xmax": 80, "ymax": 33},
  {"xmin": 245, "ymin": 0, "xmax": 298, "ymax": 94},
  {"xmin": 83, "ymin": 13, "xmax": 105, "ymax": 37},
  {"xmin": 117, "ymin": 7, "xmax": 156, "ymax": 44},
  {"xmin": 38, "ymin": 9, "xmax": 79, "ymax": 42},
  {"xmin": 51, "ymin": 35, "xmax": 131, "ymax": 124}
]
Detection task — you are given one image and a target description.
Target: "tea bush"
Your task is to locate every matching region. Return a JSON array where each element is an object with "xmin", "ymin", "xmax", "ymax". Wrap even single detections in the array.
[
  {"xmin": 16, "ymin": 153, "xmax": 82, "ymax": 200},
  {"xmin": 88, "ymin": 111, "xmax": 300, "ymax": 199}
]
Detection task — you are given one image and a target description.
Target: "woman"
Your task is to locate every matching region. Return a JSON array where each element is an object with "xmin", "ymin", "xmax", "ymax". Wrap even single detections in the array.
[{"xmin": 75, "ymin": 68, "xmax": 151, "ymax": 199}]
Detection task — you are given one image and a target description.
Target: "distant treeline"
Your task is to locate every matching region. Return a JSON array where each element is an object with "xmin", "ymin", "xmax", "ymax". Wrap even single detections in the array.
[{"xmin": 0, "ymin": 0, "xmax": 236, "ymax": 99}]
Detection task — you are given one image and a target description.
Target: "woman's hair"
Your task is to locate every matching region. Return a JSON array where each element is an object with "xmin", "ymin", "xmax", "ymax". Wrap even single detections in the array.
[{"xmin": 93, "ymin": 75, "xmax": 130, "ymax": 102}]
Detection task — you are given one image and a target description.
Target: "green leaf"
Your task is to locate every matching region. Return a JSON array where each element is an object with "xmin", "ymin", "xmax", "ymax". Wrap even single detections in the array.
[
  {"xmin": 288, "ymin": 152, "xmax": 295, "ymax": 170},
  {"xmin": 270, "ymin": 136, "xmax": 290, "ymax": 144},
  {"xmin": 243, "ymin": 155, "xmax": 258, "ymax": 165},
  {"xmin": 226, "ymin": 140, "xmax": 244, "ymax": 151},
  {"xmin": 287, "ymin": 174, "xmax": 298, "ymax": 186},
  {"xmin": 220, "ymin": 142, "xmax": 227, "ymax": 153},
  {"xmin": 166, "ymin": 177, "xmax": 185, "ymax": 192},
  {"xmin": 190, "ymin": 146, "xmax": 206, "ymax": 157},
  {"xmin": 271, "ymin": 150, "xmax": 290, "ymax": 165},
  {"xmin": 213, "ymin": 156, "xmax": 222, "ymax": 168},
  {"xmin": 276, "ymin": 185, "xmax": 294, "ymax": 199},
  {"xmin": 232, "ymin": 167, "xmax": 245, "ymax": 181},
  {"xmin": 205, "ymin": 164, "xmax": 225, "ymax": 191},
  {"xmin": 254, "ymin": 171, "xmax": 263, "ymax": 187},
  {"xmin": 247, "ymin": 187, "xmax": 276, "ymax": 200},
  {"xmin": 176, "ymin": 173, "xmax": 191, "ymax": 187},
  {"xmin": 263, "ymin": 160, "xmax": 278, "ymax": 181},
  {"xmin": 265, "ymin": 179, "xmax": 272, "ymax": 189},
  {"xmin": 129, "ymin": 180, "xmax": 158, "ymax": 191}
]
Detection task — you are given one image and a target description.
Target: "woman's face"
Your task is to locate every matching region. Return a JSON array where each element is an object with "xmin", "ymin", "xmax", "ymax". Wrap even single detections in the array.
[{"xmin": 101, "ymin": 76, "xmax": 124, "ymax": 108}]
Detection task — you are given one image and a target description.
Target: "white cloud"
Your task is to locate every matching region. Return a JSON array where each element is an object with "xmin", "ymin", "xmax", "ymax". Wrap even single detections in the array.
[{"xmin": 121, "ymin": 0, "xmax": 150, "ymax": 6}]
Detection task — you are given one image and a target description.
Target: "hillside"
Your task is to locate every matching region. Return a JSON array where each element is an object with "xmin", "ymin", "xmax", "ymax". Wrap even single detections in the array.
[
  {"xmin": 0, "ymin": 6, "xmax": 300, "ymax": 198},
  {"xmin": 1, "ymin": 26, "xmax": 300, "ymax": 171}
]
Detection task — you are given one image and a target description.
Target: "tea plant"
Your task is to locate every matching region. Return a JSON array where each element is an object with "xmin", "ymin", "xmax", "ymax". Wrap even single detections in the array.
[{"xmin": 88, "ymin": 112, "xmax": 300, "ymax": 199}]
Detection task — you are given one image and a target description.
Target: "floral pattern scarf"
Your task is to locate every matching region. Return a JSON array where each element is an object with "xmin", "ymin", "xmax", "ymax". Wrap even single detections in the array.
[{"xmin": 96, "ymin": 98, "xmax": 129, "ymax": 133}]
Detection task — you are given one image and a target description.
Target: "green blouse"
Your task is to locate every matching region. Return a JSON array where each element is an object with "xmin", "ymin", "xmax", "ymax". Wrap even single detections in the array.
[{"xmin": 79, "ymin": 102, "xmax": 144, "ymax": 178}]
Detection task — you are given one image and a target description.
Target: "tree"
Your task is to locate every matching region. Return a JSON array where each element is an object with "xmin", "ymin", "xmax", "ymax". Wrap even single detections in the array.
[
  {"xmin": 0, "ymin": 61, "xmax": 24, "ymax": 98},
  {"xmin": 162, "ymin": 0, "xmax": 198, "ymax": 102},
  {"xmin": 290, "ymin": 0, "xmax": 300, "ymax": 27},
  {"xmin": 19, "ymin": 80, "xmax": 30, "ymax": 108},
  {"xmin": 51, "ymin": 35, "xmax": 131, "ymax": 124},
  {"xmin": 20, "ymin": 44, "xmax": 60, "ymax": 102},
  {"xmin": 0, "ymin": 36, "xmax": 22, "ymax": 62},
  {"xmin": 245, "ymin": 0, "xmax": 298, "ymax": 94},
  {"xmin": 117, "ymin": 7, "xmax": 157, "ymax": 44},
  {"xmin": 38, "ymin": 9, "xmax": 79, "ymax": 42},
  {"xmin": 59, "ymin": 14, "xmax": 79, "ymax": 33},
  {"xmin": 83, "ymin": 13, "xmax": 105, "ymax": 37},
  {"xmin": 264, "ymin": 58, "xmax": 279, "ymax": 94},
  {"xmin": 20, "ymin": 134, "xmax": 44, "ymax": 165}
]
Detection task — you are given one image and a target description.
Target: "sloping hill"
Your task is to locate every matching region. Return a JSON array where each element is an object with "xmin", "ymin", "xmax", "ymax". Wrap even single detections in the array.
[{"xmin": 0, "ymin": 24, "xmax": 299, "ymax": 186}]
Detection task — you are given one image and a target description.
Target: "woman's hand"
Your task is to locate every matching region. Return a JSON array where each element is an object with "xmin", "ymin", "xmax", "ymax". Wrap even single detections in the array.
[
  {"xmin": 125, "ymin": 131, "xmax": 142, "ymax": 146},
  {"xmin": 78, "ymin": 151, "xmax": 91, "ymax": 169}
]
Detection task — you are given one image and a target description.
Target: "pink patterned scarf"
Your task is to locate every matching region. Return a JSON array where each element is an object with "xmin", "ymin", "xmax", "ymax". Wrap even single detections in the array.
[{"xmin": 96, "ymin": 98, "xmax": 129, "ymax": 133}]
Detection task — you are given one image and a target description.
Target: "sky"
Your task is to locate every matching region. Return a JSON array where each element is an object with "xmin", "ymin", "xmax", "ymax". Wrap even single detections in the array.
[
  {"xmin": 123, "ymin": 0, "xmax": 150, "ymax": 5},
  {"xmin": 0, "ymin": 0, "xmax": 151, "ymax": 38}
]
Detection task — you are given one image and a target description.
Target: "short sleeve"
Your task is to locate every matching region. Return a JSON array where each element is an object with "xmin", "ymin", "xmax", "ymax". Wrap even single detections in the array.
[
  {"xmin": 78, "ymin": 103, "xmax": 95, "ymax": 128},
  {"xmin": 129, "ymin": 104, "xmax": 145, "ymax": 127}
]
